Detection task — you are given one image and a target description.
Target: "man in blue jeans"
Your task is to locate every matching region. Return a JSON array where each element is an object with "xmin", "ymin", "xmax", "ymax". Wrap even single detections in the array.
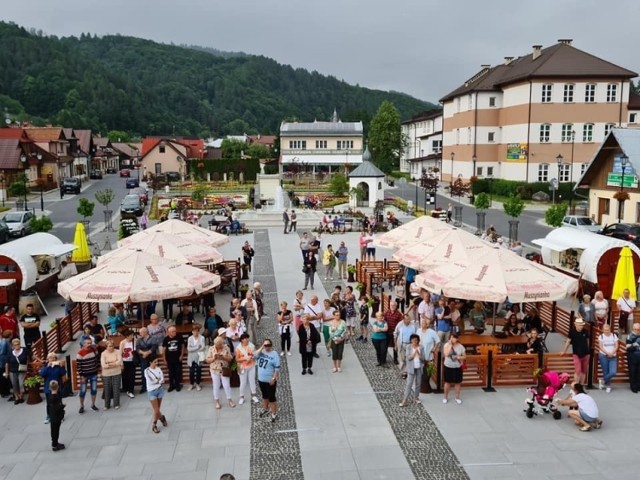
[{"xmin": 76, "ymin": 338, "xmax": 100, "ymax": 413}]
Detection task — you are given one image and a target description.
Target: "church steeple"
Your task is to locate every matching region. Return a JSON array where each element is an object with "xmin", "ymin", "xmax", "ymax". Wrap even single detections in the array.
[{"xmin": 331, "ymin": 108, "xmax": 339, "ymax": 123}]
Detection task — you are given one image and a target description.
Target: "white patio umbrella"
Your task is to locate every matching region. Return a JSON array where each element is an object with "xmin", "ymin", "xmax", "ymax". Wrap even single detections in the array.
[
  {"xmin": 119, "ymin": 218, "xmax": 229, "ymax": 248},
  {"xmin": 392, "ymin": 228, "xmax": 486, "ymax": 271},
  {"xmin": 414, "ymin": 246, "xmax": 578, "ymax": 304},
  {"xmin": 58, "ymin": 250, "xmax": 220, "ymax": 303},
  {"xmin": 101, "ymin": 231, "xmax": 223, "ymax": 266},
  {"xmin": 373, "ymin": 215, "xmax": 453, "ymax": 250}
]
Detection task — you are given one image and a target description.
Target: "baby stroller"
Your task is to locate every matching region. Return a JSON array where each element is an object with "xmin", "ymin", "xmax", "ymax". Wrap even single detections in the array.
[{"xmin": 523, "ymin": 370, "xmax": 570, "ymax": 419}]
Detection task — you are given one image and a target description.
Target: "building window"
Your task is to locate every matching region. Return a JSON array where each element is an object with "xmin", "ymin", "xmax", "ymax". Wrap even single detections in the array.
[
  {"xmin": 289, "ymin": 140, "xmax": 306, "ymax": 149},
  {"xmin": 456, "ymin": 98, "xmax": 461, "ymax": 113},
  {"xmin": 489, "ymin": 97, "xmax": 496, "ymax": 107},
  {"xmin": 607, "ymin": 83, "xmax": 618, "ymax": 102},
  {"xmin": 538, "ymin": 164, "xmax": 549, "ymax": 182},
  {"xmin": 488, "ymin": 132, "xmax": 495, "ymax": 142},
  {"xmin": 604, "ymin": 123, "xmax": 616, "ymax": 137},
  {"xmin": 432, "ymin": 140, "xmax": 442, "ymax": 153},
  {"xmin": 561, "ymin": 124, "xmax": 574, "ymax": 143},
  {"xmin": 477, "ymin": 167, "xmax": 483, "ymax": 176},
  {"xmin": 159, "ymin": 145, "xmax": 166, "ymax": 153},
  {"xmin": 455, "ymin": 129, "xmax": 460, "ymax": 144},
  {"xmin": 468, "ymin": 95, "xmax": 473, "ymax": 110},
  {"xmin": 563, "ymin": 84, "xmax": 574, "ymax": 103},
  {"xmin": 541, "ymin": 84, "xmax": 552, "ymax": 103},
  {"xmin": 559, "ymin": 163, "xmax": 570, "ymax": 182},
  {"xmin": 631, "ymin": 113, "xmax": 637, "ymax": 123},
  {"xmin": 337, "ymin": 140, "xmax": 353, "ymax": 149},
  {"xmin": 315, "ymin": 140, "xmax": 327, "ymax": 149},
  {"xmin": 585, "ymin": 83, "xmax": 596, "ymax": 102},
  {"xmin": 487, "ymin": 166, "xmax": 494, "ymax": 176},
  {"xmin": 467, "ymin": 128, "xmax": 472, "ymax": 144},
  {"xmin": 580, "ymin": 163, "xmax": 588, "ymax": 175},
  {"xmin": 539, "ymin": 124, "xmax": 551, "ymax": 142},
  {"xmin": 583, "ymin": 123, "xmax": 594, "ymax": 142}
]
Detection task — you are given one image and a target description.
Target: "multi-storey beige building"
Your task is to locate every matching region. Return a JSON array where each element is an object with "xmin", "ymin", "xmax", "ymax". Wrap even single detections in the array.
[
  {"xmin": 420, "ymin": 40, "xmax": 637, "ymax": 184},
  {"xmin": 400, "ymin": 109, "xmax": 443, "ymax": 180}
]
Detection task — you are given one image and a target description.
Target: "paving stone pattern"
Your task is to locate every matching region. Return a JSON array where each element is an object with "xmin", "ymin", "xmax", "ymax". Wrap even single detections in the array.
[
  {"xmin": 249, "ymin": 229, "xmax": 305, "ymax": 480},
  {"xmin": 315, "ymin": 273, "xmax": 470, "ymax": 480}
]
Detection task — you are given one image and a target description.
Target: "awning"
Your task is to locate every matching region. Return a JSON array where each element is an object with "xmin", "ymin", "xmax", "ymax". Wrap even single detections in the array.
[
  {"xmin": 282, "ymin": 154, "xmax": 363, "ymax": 165},
  {"xmin": 532, "ymin": 238, "xmax": 572, "ymax": 252},
  {"xmin": 32, "ymin": 244, "xmax": 77, "ymax": 257}
]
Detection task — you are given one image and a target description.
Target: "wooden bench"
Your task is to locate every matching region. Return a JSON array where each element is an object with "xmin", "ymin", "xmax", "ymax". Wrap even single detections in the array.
[{"xmin": 343, "ymin": 218, "xmax": 354, "ymax": 231}]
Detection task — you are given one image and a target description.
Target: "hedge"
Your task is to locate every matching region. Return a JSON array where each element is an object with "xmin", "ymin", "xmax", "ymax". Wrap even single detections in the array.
[
  {"xmin": 193, "ymin": 158, "xmax": 261, "ymax": 182},
  {"xmin": 471, "ymin": 178, "xmax": 575, "ymax": 200}
]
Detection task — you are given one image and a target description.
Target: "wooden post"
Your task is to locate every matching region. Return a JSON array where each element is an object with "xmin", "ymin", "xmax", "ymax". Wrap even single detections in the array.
[{"xmin": 482, "ymin": 350, "xmax": 496, "ymax": 392}]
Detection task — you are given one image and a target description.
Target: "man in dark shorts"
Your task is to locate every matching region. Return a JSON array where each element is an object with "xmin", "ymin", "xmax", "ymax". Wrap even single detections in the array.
[{"xmin": 255, "ymin": 338, "xmax": 281, "ymax": 422}]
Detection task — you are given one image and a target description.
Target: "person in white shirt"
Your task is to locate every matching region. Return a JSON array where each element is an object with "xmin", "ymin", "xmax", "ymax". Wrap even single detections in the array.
[
  {"xmin": 597, "ymin": 324, "xmax": 619, "ymax": 392},
  {"xmin": 616, "ymin": 288, "xmax": 635, "ymax": 333},
  {"xmin": 417, "ymin": 318, "xmax": 440, "ymax": 362},
  {"xmin": 557, "ymin": 382, "xmax": 602, "ymax": 431},
  {"xmin": 303, "ymin": 296, "xmax": 323, "ymax": 358}
]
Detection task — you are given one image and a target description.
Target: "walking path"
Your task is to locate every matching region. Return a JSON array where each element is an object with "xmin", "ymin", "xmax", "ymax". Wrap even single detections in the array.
[{"xmin": 0, "ymin": 227, "xmax": 637, "ymax": 480}]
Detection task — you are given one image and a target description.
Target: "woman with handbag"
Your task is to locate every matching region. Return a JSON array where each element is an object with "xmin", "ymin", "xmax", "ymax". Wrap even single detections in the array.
[
  {"xmin": 592, "ymin": 291, "xmax": 609, "ymax": 328},
  {"xmin": 277, "ymin": 301, "xmax": 293, "ymax": 357},
  {"xmin": 328, "ymin": 310, "xmax": 347, "ymax": 373},
  {"xmin": 206, "ymin": 336, "xmax": 236, "ymax": 409},
  {"xmin": 187, "ymin": 324, "xmax": 206, "ymax": 391},
  {"xmin": 442, "ymin": 332, "xmax": 466, "ymax": 405},
  {"xmin": 292, "ymin": 290, "xmax": 306, "ymax": 332},
  {"xmin": 6, "ymin": 338, "xmax": 27, "ymax": 404},
  {"xmin": 100, "ymin": 340, "xmax": 123, "ymax": 410},
  {"xmin": 235, "ymin": 333, "xmax": 259, "ymax": 405},
  {"xmin": 298, "ymin": 314, "xmax": 320, "ymax": 375},
  {"xmin": 119, "ymin": 330, "xmax": 136, "ymax": 399}
]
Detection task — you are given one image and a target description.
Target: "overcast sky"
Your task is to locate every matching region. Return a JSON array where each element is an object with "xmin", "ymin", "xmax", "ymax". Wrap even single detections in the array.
[{"xmin": 3, "ymin": 0, "xmax": 639, "ymax": 104}]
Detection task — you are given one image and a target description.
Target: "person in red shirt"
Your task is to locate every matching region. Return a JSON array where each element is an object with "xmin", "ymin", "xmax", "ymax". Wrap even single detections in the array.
[
  {"xmin": 0, "ymin": 306, "xmax": 19, "ymax": 340},
  {"xmin": 384, "ymin": 302, "xmax": 404, "ymax": 365}
]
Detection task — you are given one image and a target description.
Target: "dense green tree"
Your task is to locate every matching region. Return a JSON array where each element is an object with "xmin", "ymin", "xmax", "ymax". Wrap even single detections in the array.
[
  {"xmin": 503, "ymin": 194, "xmax": 525, "ymax": 218},
  {"xmin": 368, "ymin": 101, "xmax": 406, "ymax": 174},
  {"xmin": 329, "ymin": 174, "xmax": 349, "ymax": 196},
  {"xmin": 545, "ymin": 202, "xmax": 568, "ymax": 227}
]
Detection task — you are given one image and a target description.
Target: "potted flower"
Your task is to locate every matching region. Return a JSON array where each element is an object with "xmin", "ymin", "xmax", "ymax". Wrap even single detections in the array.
[
  {"xmin": 421, "ymin": 362, "xmax": 436, "ymax": 393},
  {"xmin": 614, "ymin": 191, "xmax": 630, "ymax": 201},
  {"xmin": 239, "ymin": 283, "xmax": 250, "ymax": 298},
  {"xmin": 355, "ymin": 283, "xmax": 365, "ymax": 295},
  {"xmin": 347, "ymin": 264, "xmax": 357, "ymax": 283},
  {"xmin": 229, "ymin": 360, "xmax": 240, "ymax": 388},
  {"xmin": 24, "ymin": 375, "xmax": 44, "ymax": 405}
]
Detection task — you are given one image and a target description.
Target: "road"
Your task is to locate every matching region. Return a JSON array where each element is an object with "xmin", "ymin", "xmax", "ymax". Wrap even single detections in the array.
[{"xmin": 389, "ymin": 181, "xmax": 553, "ymax": 246}]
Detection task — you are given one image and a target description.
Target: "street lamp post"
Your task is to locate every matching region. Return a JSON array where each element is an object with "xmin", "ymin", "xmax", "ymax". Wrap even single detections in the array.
[
  {"xmin": 0, "ymin": 174, "xmax": 5, "ymax": 207},
  {"xmin": 472, "ymin": 155, "xmax": 477, "ymax": 177},
  {"xmin": 619, "ymin": 153, "xmax": 629, "ymax": 222},
  {"xmin": 450, "ymin": 152, "xmax": 455, "ymax": 191},
  {"xmin": 19, "ymin": 154, "xmax": 28, "ymax": 209},
  {"xmin": 569, "ymin": 130, "xmax": 575, "ymax": 212},
  {"xmin": 555, "ymin": 154, "xmax": 564, "ymax": 205}
]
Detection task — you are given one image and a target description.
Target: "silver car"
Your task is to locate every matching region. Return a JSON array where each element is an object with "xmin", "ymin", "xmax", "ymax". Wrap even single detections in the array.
[
  {"xmin": 4, "ymin": 211, "xmax": 35, "ymax": 237},
  {"xmin": 561, "ymin": 215, "xmax": 601, "ymax": 232}
]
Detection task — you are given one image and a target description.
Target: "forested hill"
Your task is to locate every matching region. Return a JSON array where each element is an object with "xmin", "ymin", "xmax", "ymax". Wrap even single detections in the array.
[{"xmin": 0, "ymin": 22, "xmax": 434, "ymax": 137}]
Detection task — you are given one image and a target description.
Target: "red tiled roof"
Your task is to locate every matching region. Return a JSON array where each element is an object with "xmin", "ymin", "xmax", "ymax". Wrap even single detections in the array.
[
  {"xmin": 0, "ymin": 139, "xmax": 22, "ymax": 169},
  {"xmin": 74, "ymin": 130, "xmax": 92, "ymax": 154},
  {"xmin": 0, "ymin": 128, "xmax": 30, "ymax": 140},
  {"xmin": 248, "ymin": 135, "xmax": 276, "ymax": 146},
  {"xmin": 629, "ymin": 91, "xmax": 640, "ymax": 110},
  {"xmin": 24, "ymin": 127, "xmax": 65, "ymax": 142},
  {"xmin": 142, "ymin": 138, "xmax": 204, "ymax": 159}
]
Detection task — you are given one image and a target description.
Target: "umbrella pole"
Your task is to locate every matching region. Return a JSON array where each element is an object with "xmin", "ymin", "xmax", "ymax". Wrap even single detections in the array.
[{"xmin": 492, "ymin": 303, "xmax": 497, "ymax": 334}]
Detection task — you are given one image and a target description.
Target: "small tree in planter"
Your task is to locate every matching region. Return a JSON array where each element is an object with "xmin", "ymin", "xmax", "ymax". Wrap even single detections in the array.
[
  {"xmin": 503, "ymin": 194, "xmax": 525, "ymax": 243},
  {"xmin": 77, "ymin": 197, "xmax": 95, "ymax": 240},
  {"xmin": 545, "ymin": 202, "xmax": 569, "ymax": 227},
  {"xmin": 347, "ymin": 264, "xmax": 357, "ymax": 283},
  {"xmin": 473, "ymin": 192, "xmax": 490, "ymax": 235},
  {"xmin": 421, "ymin": 361, "xmax": 436, "ymax": 393}
]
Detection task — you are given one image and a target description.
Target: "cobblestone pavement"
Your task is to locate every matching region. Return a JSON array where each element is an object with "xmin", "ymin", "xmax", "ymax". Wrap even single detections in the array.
[
  {"xmin": 250, "ymin": 229, "xmax": 305, "ymax": 480},
  {"xmin": 315, "ymin": 274, "xmax": 470, "ymax": 480}
]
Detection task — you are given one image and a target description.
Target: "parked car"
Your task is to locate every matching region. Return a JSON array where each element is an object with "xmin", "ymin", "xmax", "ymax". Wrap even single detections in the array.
[
  {"xmin": 89, "ymin": 169, "xmax": 103, "ymax": 179},
  {"xmin": 119, "ymin": 169, "xmax": 131, "ymax": 177},
  {"xmin": 0, "ymin": 219, "xmax": 10, "ymax": 243},
  {"xmin": 120, "ymin": 194, "xmax": 143, "ymax": 217},
  {"xmin": 62, "ymin": 177, "xmax": 81, "ymax": 194},
  {"xmin": 166, "ymin": 171, "xmax": 181, "ymax": 182},
  {"xmin": 561, "ymin": 215, "xmax": 601, "ymax": 232},
  {"xmin": 598, "ymin": 223, "xmax": 640, "ymax": 244},
  {"xmin": 126, "ymin": 178, "xmax": 140, "ymax": 189},
  {"xmin": 132, "ymin": 187, "xmax": 148, "ymax": 204},
  {"xmin": 106, "ymin": 167, "xmax": 117, "ymax": 174},
  {"xmin": 3, "ymin": 211, "xmax": 34, "ymax": 237}
]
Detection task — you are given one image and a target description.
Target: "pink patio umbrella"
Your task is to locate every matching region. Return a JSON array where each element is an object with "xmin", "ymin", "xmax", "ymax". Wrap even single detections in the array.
[
  {"xmin": 373, "ymin": 215, "xmax": 453, "ymax": 250},
  {"xmin": 58, "ymin": 250, "xmax": 220, "ymax": 303},
  {"xmin": 101, "ymin": 231, "xmax": 223, "ymax": 266},
  {"xmin": 119, "ymin": 218, "xmax": 229, "ymax": 248}
]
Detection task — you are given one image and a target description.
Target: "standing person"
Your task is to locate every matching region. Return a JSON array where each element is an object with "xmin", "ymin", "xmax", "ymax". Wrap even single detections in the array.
[
  {"xmin": 322, "ymin": 244, "xmax": 336, "ymax": 280},
  {"xmin": 144, "ymin": 354, "xmax": 167, "ymax": 434},
  {"xmin": 175, "ymin": 304, "xmax": 195, "ymax": 326},
  {"xmin": 162, "ymin": 298, "xmax": 175, "ymax": 322},
  {"xmin": 207, "ymin": 336, "xmax": 235, "ymax": 409},
  {"xmin": 592, "ymin": 291, "xmax": 609, "ymax": 327},
  {"xmin": 344, "ymin": 286, "xmax": 357, "ymax": 339},
  {"xmin": 241, "ymin": 291, "xmax": 259, "ymax": 344},
  {"xmin": 336, "ymin": 241, "xmax": 348, "ymax": 280},
  {"xmin": 394, "ymin": 278, "xmax": 406, "ymax": 312},
  {"xmin": 235, "ymin": 333, "xmax": 259, "ymax": 405},
  {"xmin": 418, "ymin": 318, "xmax": 441, "ymax": 366},
  {"xmin": 400, "ymin": 334, "xmax": 425, "ymax": 406},
  {"xmin": 299, "ymin": 232, "xmax": 311, "ymax": 261},
  {"xmin": 187, "ymin": 324, "xmax": 206, "ymax": 391},
  {"xmin": 557, "ymin": 382, "xmax": 602, "ymax": 432},
  {"xmin": 578, "ymin": 295, "xmax": 595, "ymax": 325},
  {"xmin": 136, "ymin": 327, "xmax": 156, "ymax": 394},
  {"xmin": 39, "ymin": 353, "xmax": 66, "ymax": 424},
  {"xmin": 321, "ymin": 299, "xmax": 336, "ymax": 356},
  {"xmin": 48, "ymin": 380, "xmax": 65, "ymax": 451},
  {"xmin": 394, "ymin": 313, "xmax": 417, "ymax": 375},
  {"xmin": 365, "ymin": 231, "xmax": 375, "ymax": 260},
  {"xmin": 442, "ymin": 333, "xmax": 466, "ymax": 404},
  {"xmin": 282, "ymin": 208, "xmax": 290, "ymax": 234},
  {"xmin": 384, "ymin": 301, "xmax": 403, "ymax": 365},
  {"xmin": 162, "ymin": 326, "xmax": 186, "ymax": 392},
  {"xmin": 298, "ymin": 314, "xmax": 320, "ymax": 375},
  {"xmin": 242, "ymin": 241, "xmax": 255, "ymax": 273},
  {"xmin": 304, "ymin": 295, "xmax": 322, "ymax": 358},
  {"xmin": 0, "ymin": 331, "xmax": 11, "ymax": 398},
  {"xmin": 616, "ymin": 288, "xmax": 634, "ymax": 333},
  {"xmin": 253, "ymin": 282, "xmax": 265, "ymax": 319},
  {"xmin": 119, "ymin": 330, "xmax": 136, "ymax": 399},
  {"xmin": 446, "ymin": 203, "xmax": 453, "ymax": 223},
  {"xmin": 0, "ymin": 306, "xmax": 19, "ymax": 340},
  {"xmin": 101, "ymin": 340, "xmax": 123, "ymax": 410},
  {"xmin": 255, "ymin": 339, "xmax": 281, "ymax": 422},
  {"xmin": 140, "ymin": 211, "xmax": 149, "ymax": 230},
  {"xmin": 309, "ymin": 232, "xmax": 321, "ymax": 257},
  {"xmin": 357, "ymin": 295, "xmax": 370, "ymax": 342},
  {"xmin": 328, "ymin": 311, "xmax": 347, "ymax": 372},
  {"xmin": 358, "ymin": 231, "xmax": 368, "ymax": 261},
  {"xmin": 292, "ymin": 290, "xmax": 306, "ymax": 332},
  {"xmin": 302, "ymin": 251, "xmax": 317, "ymax": 290},
  {"xmin": 597, "ymin": 323, "xmax": 619, "ymax": 393},
  {"xmin": 289, "ymin": 210, "xmax": 297, "ymax": 232},
  {"xmin": 86, "ymin": 314, "xmax": 106, "ymax": 344},
  {"xmin": 371, "ymin": 312, "xmax": 389, "ymax": 366},
  {"xmin": 19, "ymin": 303, "xmax": 41, "ymax": 356},
  {"xmin": 560, "ymin": 317, "xmax": 590, "ymax": 384},
  {"xmin": 204, "ymin": 307, "xmax": 225, "ymax": 343},
  {"xmin": 277, "ymin": 301, "xmax": 293, "ymax": 357},
  {"xmin": 76, "ymin": 338, "xmax": 100, "ymax": 413},
  {"xmin": 626, "ymin": 323, "xmax": 640, "ymax": 393},
  {"xmin": 434, "ymin": 298, "xmax": 452, "ymax": 342},
  {"xmin": 6, "ymin": 339, "xmax": 27, "ymax": 404}
]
